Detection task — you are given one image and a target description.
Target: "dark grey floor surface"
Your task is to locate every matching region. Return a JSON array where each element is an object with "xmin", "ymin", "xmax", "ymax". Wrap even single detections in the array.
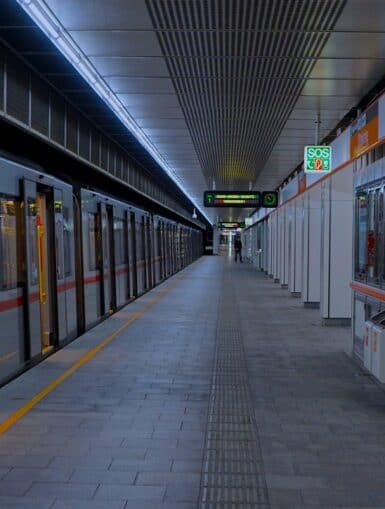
[{"xmin": 0, "ymin": 256, "xmax": 384, "ymax": 508}]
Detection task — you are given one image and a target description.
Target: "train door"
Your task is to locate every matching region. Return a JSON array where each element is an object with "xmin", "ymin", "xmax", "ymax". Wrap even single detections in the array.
[
  {"xmin": 146, "ymin": 216, "xmax": 153, "ymax": 288},
  {"xmin": 107, "ymin": 205, "xmax": 117, "ymax": 311},
  {"xmin": 73, "ymin": 192, "xmax": 85, "ymax": 334},
  {"xmin": 141, "ymin": 216, "xmax": 147, "ymax": 290},
  {"xmin": 158, "ymin": 220, "xmax": 163, "ymax": 281},
  {"xmin": 130, "ymin": 211, "xmax": 138, "ymax": 297},
  {"xmin": 23, "ymin": 180, "xmax": 58, "ymax": 357},
  {"xmin": 99, "ymin": 203, "xmax": 115, "ymax": 314},
  {"xmin": 124, "ymin": 211, "xmax": 131, "ymax": 301},
  {"xmin": 161, "ymin": 222, "xmax": 166, "ymax": 278}
]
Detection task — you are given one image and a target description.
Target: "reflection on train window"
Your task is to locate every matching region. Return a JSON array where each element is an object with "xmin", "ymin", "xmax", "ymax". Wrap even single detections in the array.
[
  {"xmin": 63, "ymin": 207, "xmax": 72, "ymax": 277},
  {"xmin": 136, "ymin": 221, "xmax": 143, "ymax": 261},
  {"xmin": 55, "ymin": 202, "xmax": 65, "ymax": 280},
  {"xmin": 88, "ymin": 212, "xmax": 98, "ymax": 271},
  {"xmin": 27, "ymin": 198, "xmax": 38, "ymax": 286},
  {"xmin": 0, "ymin": 197, "xmax": 20, "ymax": 290},
  {"xmin": 114, "ymin": 218, "xmax": 127, "ymax": 265}
]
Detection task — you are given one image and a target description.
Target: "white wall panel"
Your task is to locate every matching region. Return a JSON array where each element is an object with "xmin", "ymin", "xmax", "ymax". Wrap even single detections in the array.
[
  {"xmin": 302, "ymin": 186, "xmax": 321, "ymax": 305},
  {"xmin": 330, "ymin": 127, "xmax": 350, "ymax": 170},
  {"xmin": 288, "ymin": 197, "xmax": 302, "ymax": 295}
]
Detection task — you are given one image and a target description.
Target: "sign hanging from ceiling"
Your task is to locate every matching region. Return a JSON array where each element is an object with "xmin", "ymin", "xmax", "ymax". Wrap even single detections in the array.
[
  {"xmin": 304, "ymin": 146, "xmax": 332, "ymax": 173},
  {"xmin": 204, "ymin": 191, "xmax": 261, "ymax": 207},
  {"xmin": 217, "ymin": 221, "xmax": 245, "ymax": 229},
  {"xmin": 262, "ymin": 191, "xmax": 278, "ymax": 208},
  {"xmin": 204, "ymin": 191, "xmax": 278, "ymax": 208}
]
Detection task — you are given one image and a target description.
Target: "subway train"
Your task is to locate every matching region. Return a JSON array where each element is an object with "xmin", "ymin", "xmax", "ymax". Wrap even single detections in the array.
[{"xmin": 0, "ymin": 154, "xmax": 203, "ymax": 385}]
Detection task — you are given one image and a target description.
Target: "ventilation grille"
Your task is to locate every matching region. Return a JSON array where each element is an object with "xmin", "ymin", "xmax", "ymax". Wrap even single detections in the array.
[
  {"xmin": 31, "ymin": 76, "xmax": 49, "ymax": 136},
  {"xmin": 146, "ymin": 0, "xmax": 347, "ymax": 188},
  {"xmin": 91, "ymin": 130, "xmax": 100, "ymax": 166},
  {"xmin": 66, "ymin": 108, "xmax": 78, "ymax": 153},
  {"xmin": 50, "ymin": 92, "xmax": 65, "ymax": 145},
  {"xmin": 0, "ymin": 48, "xmax": 4, "ymax": 112},
  {"xmin": 78, "ymin": 119, "xmax": 90, "ymax": 160},
  {"xmin": 101, "ymin": 141, "xmax": 109, "ymax": 171},
  {"xmin": 6, "ymin": 58, "xmax": 29, "ymax": 124}
]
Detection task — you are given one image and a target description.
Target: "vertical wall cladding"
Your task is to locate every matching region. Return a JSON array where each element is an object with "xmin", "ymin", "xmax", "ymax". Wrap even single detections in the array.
[
  {"xmin": 30, "ymin": 76, "xmax": 49, "ymax": 136},
  {"xmin": 303, "ymin": 186, "xmax": 322, "ymax": 305},
  {"xmin": 50, "ymin": 92, "xmax": 65, "ymax": 146},
  {"xmin": 78, "ymin": 119, "xmax": 90, "ymax": 161},
  {"xmin": 91, "ymin": 130, "xmax": 101, "ymax": 167},
  {"xmin": 6, "ymin": 58, "xmax": 29, "ymax": 124},
  {"xmin": 65, "ymin": 107, "xmax": 78, "ymax": 154},
  {"xmin": 0, "ymin": 47, "xmax": 4, "ymax": 112}
]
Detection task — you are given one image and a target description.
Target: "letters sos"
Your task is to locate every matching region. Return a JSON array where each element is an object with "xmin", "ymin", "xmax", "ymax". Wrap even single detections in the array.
[{"xmin": 307, "ymin": 147, "xmax": 330, "ymax": 159}]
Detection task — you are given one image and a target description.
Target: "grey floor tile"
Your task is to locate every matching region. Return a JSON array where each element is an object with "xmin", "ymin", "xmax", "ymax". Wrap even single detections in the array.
[
  {"xmin": 4, "ymin": 467, "xmax": 73, "ymax": 483},
  {"xmin": 0, "ymin": 496, "xmax": 55, "ymax": 508},
  {"xmin": 52, "ymin": 500, "xmax": 126, "ymax": 509},
  {"xmin": 25, "ymin": 481, "xmax": 98, "ymax": 499},
  {"xmin": 94, "ymin": 484, "xmax": 166, "ymax": 501},
  {"xmin": 136, "ymin": 471, "xmax": 201, "ymax": 485},
  {"xmin": 69, "ymin": 467, "xmax": 136, "ymax": 484},
  {"xmin": 0, "ymin": 481, "xmax": 33, "ymax": 497}
]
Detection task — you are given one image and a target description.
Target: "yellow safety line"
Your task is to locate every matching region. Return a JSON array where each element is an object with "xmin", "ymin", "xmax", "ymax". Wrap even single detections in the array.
[{"xmin": 0, "ymin": 280, "xmax": 178, "ymax": 435}]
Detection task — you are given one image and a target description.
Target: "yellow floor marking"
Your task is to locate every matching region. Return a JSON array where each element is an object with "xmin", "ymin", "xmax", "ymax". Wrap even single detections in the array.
[
  {"xmin": 0, "ymin": 278, "xmax": 182, "ymax": 435},
  {"xmin": 0, "ymin": 351, "xmax": 17, "ymax": 363}
]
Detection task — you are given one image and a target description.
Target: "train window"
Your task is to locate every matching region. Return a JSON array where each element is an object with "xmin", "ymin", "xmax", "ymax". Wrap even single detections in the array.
[
  {"xmin": 0, "ymin": 197, "xmax": 20, "ymax": 290},
  {"xmin": 27, "ymin": 198, "xmax": 39, "ymax": 286},
  {"xmin": 55, "ymin": 201, "xmax": 65, "ymax": 281},
  {"xmin": 114, "ymin": 218, "xmax": 127, "ymax": 265},
  {"xmin": 88, "ymin": 213, "xmax": 98, "ymax": 271},
  {"xmin": 63, "ymin": 206, "xmax": 72, "ymax": 277}
]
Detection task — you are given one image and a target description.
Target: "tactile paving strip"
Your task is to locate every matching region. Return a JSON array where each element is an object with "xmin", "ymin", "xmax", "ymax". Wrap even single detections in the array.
[{"xmin": 198, "ymin": 278, "xmax": 270, "ymax": 508}]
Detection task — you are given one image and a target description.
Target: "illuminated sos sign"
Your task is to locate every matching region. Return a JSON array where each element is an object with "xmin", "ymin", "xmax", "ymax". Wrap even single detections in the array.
[{"xmin": 304, "ymin": 146, "xmax": 331, "ymax": 173}]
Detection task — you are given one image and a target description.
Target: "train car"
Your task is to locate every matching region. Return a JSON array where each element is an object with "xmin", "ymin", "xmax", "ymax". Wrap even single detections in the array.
[
  {"xmin": 0, "ymin": 156, "xmax": 77, "ymax": 383},
  {"xmin": 0, "ymin": 154, "xmax": 203, "ymax": 386}
]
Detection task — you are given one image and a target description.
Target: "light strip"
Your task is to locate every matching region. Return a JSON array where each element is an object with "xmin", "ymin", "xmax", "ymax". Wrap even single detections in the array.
[{"xmin": 16, "ymin": 0, "xmax": 211, "ymax": 224}]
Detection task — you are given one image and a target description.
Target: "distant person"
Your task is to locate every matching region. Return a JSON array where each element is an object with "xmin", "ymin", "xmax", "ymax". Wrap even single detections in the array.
[{"xmin": 234, "ymin": 236, "xmax": 242, "ymax": 263}]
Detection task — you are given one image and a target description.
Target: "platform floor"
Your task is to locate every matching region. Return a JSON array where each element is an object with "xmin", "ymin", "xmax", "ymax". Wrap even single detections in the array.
[{"xmin": 0, "ymin": 256, "xmax": 385, "ymax": 508}]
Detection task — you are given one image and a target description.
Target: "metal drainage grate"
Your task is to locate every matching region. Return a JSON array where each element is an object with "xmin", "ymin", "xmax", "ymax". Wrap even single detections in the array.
[{"xmin": 199, "ymin": 280, "xmax": 269, "ymax": 508}]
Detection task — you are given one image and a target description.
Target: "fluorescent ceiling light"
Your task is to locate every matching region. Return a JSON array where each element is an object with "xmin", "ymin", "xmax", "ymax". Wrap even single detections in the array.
[{"xmin": 16, "ymin": 0, "xmax": 211, "ymax": 224}]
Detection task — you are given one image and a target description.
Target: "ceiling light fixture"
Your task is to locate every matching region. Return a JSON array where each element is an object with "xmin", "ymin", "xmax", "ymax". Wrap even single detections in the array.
[{"xmin": 16, "ymin": 0, "xmax": 211, "ymax": 224}]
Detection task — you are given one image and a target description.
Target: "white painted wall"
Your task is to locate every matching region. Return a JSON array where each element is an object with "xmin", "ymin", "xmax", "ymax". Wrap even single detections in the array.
[
  {"xmin": 302, "ymin": 186, "xmax": 321, "ymax": 304},
  {"xmin": 320, "ymin": 164, "xmax": 354, "ymax": 320}
]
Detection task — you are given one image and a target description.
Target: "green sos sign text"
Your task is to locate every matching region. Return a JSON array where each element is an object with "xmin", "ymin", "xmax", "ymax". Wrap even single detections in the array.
[{"xmin": 304, "ymin": 146, "xmax": 331, "ymax": 173}]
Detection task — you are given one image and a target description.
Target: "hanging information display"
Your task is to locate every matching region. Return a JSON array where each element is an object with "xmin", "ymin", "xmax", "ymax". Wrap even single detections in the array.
[
  {"xmin": 304, "ymin": 146, "xmax": 332, "ymax": 173},
  {"xmin": 217, "ymin": 221, "xmax": 245, "ymax": 229},
  {"xmin": 204, "ymin": 191, "xmax": 261, "ymax": 207},
  {"xmin": 204, "ymin": 191, "xmax": 278, "ymax": 208}
]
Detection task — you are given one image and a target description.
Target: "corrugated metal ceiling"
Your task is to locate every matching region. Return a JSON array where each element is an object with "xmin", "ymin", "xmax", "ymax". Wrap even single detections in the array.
[{"xmin": 146, "ymin": 0, "xmax": 346, "ymax": 189}]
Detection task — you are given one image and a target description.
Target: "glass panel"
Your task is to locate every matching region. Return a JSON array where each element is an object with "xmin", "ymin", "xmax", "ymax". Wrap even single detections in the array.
[
  {"xmin": 0, "ymin": 198, "xmax": 19, "ymax": 290},
  {"xmin": 88, "ymin": 212, "xmax": 97, "ymax": 271},
  {"xmin": 63, "ymin": 206, "xmax": 72, "ymax": 277},
  {"xmin": 28, "ymin": 198, "xmax": 38, "ymax": 285},
  {"xmin": 114, "ymin": 218, "xmax": 126, "ymax": 265},
  {"xmin": 55, "ymin": 199, "xmax": 64, "ymax": 281}
]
